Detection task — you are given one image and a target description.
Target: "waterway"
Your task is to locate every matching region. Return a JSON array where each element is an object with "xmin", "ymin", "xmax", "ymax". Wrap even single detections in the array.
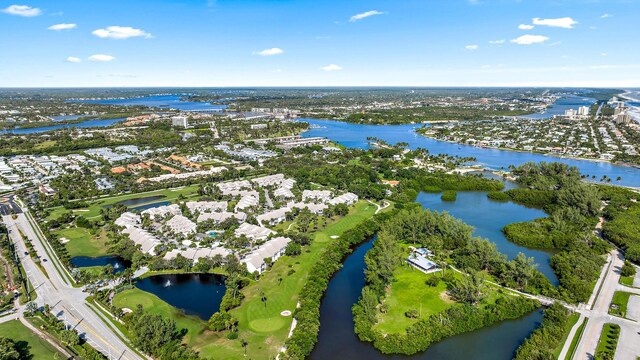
[
  {"xmin": 301, "ymin": 118, "xmax": 640, "ymax": 188},
  {"xmin": 70, "ymin": 255, "xmax": 131, "ymax": 274},
  {"xmin": 310, "ymin": 238, "xmax": 543, "ymax": 360},
  {"xmin": 73, "ymin": 94, "xmax": 227, "ymax": 112},
  {"xmin": 135, "ymin": 273, "xmax": 226, "ymax": 320},
  {"xmin": 3, "ymin": 117, "xmax": 125, "ymax": 135},
  {"xmin": 522, "ymin": 95, "xmax": 595, "ymax": 119}
]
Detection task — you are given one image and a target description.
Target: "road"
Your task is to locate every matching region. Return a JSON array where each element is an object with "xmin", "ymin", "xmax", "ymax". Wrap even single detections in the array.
[
  {"xmin": 569, "ymin": 249, "xmax": 640, "ymax": 360},
  {"xmin": 2, "ymin": 209, "xmax": 144, "ymax": 360}
]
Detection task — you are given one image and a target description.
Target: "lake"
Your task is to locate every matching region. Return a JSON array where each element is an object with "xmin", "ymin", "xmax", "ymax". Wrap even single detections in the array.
[
  {"xmin": 521, "ymin": 95, "xmax": 595, "ymax": 119},
  {"xmin": 135, "ymin": 273, "xmax": 226, "ymax": 320},
  {"xmin": 416, "ymin": 191, "xmax": 556, "ymax": 284},
  {"xmin": 3, "ymin": 118, "xmax": 125, "ymax": 135},
  {"xmin": 301, "ymin": 118, "xmax": 640, "ymax": 188},
  {"xmin": 72, "ymin": 94, "xmax": 227, "ymax": 112},
  {"xmin": 311, "ymin": 238, "xmax": 543, "ymax": 360},
  {"xmin": 70, "ymin": 256, "xmax": 131, "ymax": 274}
]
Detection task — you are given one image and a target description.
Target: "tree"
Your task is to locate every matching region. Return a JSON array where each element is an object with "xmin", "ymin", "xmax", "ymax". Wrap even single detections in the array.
[
  {"xmin": 60, "ymin": 329, "xmax": 80, "ymax": 346},
  {"xmin": 25, "ymin": 302, "xmax": 38, "ymax": 316},
  {"xmin": 0, "ymin": 337, "xmax": 21, "ymax": 360},
  {"xmin": 241, "ymin": 339, "xmax": 248, "ymax": 357},
  {"xmin": 448, "ymin": 270, "xmax": 486, "ymax": 304}
]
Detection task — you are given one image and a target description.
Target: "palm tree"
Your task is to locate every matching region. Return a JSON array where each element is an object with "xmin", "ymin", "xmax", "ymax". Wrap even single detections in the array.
[{"xmin": 241, "ymin": 339, "xmax": 248, "ymax": 356}]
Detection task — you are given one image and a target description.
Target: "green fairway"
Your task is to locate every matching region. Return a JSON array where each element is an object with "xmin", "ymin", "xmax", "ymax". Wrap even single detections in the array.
[
  {"xmin": 55, "ymin": 227, "xmax": 110, "ymax": 258},
  {"xmin": 196, "ymin": 200, "xmax": 379, "ymax": 359},
  {"xmin": 46, "ymin": 185, "xmax": 200, "ymax": 221},
  {"xmin": 0, "ymin": 319, "xmax": 62, "ymax": 359},
  {"xmin": 112, "ymin": 288, "xmax": 206, "ymax": 344},
  {"xmin": 112, "ymin": 200, "xmax": 381, "ymax": 359},
  {"xmin": 373, "ymin": 266, "xmax": 455, "ymax": 334}
]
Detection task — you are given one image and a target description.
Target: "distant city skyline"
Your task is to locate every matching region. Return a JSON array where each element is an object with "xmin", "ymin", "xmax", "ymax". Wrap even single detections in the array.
[{"xmin": 1, "ymin": 0, "xmax": 639, "ymax": 87}]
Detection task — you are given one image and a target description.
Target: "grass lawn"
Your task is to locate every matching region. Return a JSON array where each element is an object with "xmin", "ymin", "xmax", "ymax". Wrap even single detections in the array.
[
  {"xmin": 552, "ymin": 313, "xmax": 580, "ymax": 358},
  {"xmin": 373, "ymin": 267, "xmax": 455, "ymax": 334},
  {"xmin": 620, "ymin": 275, "xmax": 635, "ymax": 287},
  {"xmin": 196, "ymin": 200, "xmax": 379, "ymax": 359},
  {"xmin": 112, "ymin": 200, "xmax": 381, "ymax": 359},
  {"xmin": 609, "ymin": 291, "xmax": 632, "ymax": 318},
  {"xmin": 112, "ymin": 288, "xmax": 207, "ymax": 344},
  {"xmin": 595, "ymin": 323, "xmax": 620, "ymax": 359},
  {"xmin": 46, "ymin": 185, "xmax": 200, "ymax": 221},
  {"xmin": 54, "ymin": 227, "xmax": 110, "ymax": 258},
  {"xmin": 0, "ymin": 320, "xmax": 62, "ymax": 359}
]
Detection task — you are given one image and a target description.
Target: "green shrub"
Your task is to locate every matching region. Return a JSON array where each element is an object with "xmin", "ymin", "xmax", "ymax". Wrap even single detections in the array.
[
  {"xmin": 487, "ymin": 191, "xmax": 510, "ymax": 202},
  {"xmin": 441, "ymin": 190, "xmax": 457, "ymax": 202}
]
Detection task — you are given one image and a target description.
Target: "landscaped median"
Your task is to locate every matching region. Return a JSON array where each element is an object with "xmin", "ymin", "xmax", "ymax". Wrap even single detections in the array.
[{"xmin": 595, "ymin": 323, "xmax": 620, "ymax": 360}]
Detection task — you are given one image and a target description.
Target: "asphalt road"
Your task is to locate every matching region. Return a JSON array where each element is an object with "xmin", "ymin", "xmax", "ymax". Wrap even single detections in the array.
[
  {"xmin": 571, "ymin": 249, "xmax": 640, "ymax": 360},
  {"xmin": 2, "ymin": 211, "xmax": 144, "ymax": 360}
]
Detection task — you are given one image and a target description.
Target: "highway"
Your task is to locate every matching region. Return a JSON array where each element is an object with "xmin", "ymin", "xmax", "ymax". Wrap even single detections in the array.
[{"xmin": 1, "ymin": 207, "xmax": 144, "ymax": 360}]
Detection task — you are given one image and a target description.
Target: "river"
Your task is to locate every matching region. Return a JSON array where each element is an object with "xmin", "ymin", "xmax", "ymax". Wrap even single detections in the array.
[
  {"xmin": 72, "ymin": 94, "xmax": 227, "ymax": 112},
  {"xmin": 311, "ymin": 237, "xmax": 543, "ymax": 360},
  {"xmin": 3, "ymin": 117, "xmax": 125, "ymax": 135},
  {"xmin": 301, "ymin": 118, "xmax": 640, "ymax": 188}
]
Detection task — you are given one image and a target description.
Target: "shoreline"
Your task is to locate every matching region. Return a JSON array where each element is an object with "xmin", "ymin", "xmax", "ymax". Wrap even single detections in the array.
[{"xmin": 416, "ymin": 131, "xmax": 640, "ymax": 171}]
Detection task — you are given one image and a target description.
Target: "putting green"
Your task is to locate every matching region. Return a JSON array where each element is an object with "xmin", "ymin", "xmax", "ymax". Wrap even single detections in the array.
[{"xmin": 248, "ymin": 317, "xmax": 286, "ymax": 333}]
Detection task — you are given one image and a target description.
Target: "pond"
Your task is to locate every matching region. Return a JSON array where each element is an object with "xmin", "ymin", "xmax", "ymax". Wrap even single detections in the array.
[
  {"xmin": 104, "ymin": 195, "xmax": 167, "ymax": 208},
  {"xmin": 135, "ymin": 273, "xmax": 226, "ymax": 320},
  {"xmin": 129, "ymin": 201, "xmax": 171, "ymax": 213},
  {"xmin": 311, "ymin": 238, "xmax": 543, "ymax": 360},
  {"xmin": 70, "ymin": 256, "xmax": 131, "ymax": 274}
]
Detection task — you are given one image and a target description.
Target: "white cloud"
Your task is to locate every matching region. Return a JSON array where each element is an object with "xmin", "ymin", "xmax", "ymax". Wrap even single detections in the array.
[
  {"xmin": 601, "ymin": 53, "xmax": 608, "ymax": 57},
  {"xmin": 2, "ymin": 4, "xmax": 41, "ymax": 17},
  {"xmin": 88, "ymin": 54, "xmax": 115, "ymax": 62},
  {"xmin": 518, "ymin": 24, "xmax": 534, "ymax": 30},
  {"xmin": 489, "ymin": 40, "xmax": 505, "ymax": 44},
  {"xmin": 511, "ymin": 34, "xmax": 549, "ymax": 45},
  {"xmin": 320, "ymin": 64, "xmax": 343, "ymax": 71},
  {"xmin": 65, "ymin": 56, "xmax": 81, "ymax": 63},
  {"xmin": 48, "ymin": 23, "xmax": 77, "ymax": 31},
  {"xmin": 349, "ymin": 10, "xmax": 384, "ymax": 22},
  {"xmin": 601, "ymin": 13, "xmax": 613, "ymax": 19},
  {"xmin": 92, "ymin": 26, "xmax": 152, "ymax": 39},
  {"xmin": 254, "ymin": 47, "xmax": 284, "ymax": 56},
  {"xmin": 465, "ymin": 44, "xmax": 479, "ymax": 50},
  {"xmin": 532, "ymin": 17, "xmax": 577, "ymax": 29}
]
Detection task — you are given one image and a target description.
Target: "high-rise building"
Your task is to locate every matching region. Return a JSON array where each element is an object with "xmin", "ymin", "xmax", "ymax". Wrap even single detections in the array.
[
  {"xmin": 171, "ymin": 116, "xmax": 188, "ymax": 128},
  {"xmin": 578, "ymin": 106, "xmax": 590, "ymax": 116}
]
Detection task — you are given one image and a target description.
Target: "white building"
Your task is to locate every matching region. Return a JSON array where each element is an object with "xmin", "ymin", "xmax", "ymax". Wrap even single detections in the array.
[
  {"xmin": 171, "ymin": 116, "xmax": 189, "ymax": 128},
  {"xmin": 241, "ymin": 236, "xmax": 291, "ymax": 274},
  {"xmin": 165, "ymin": 215, "xmax": 197, "ymax": 235},
  {"xmin": 257, "ymin": 207, "xmax": 290, "ymax": 226},
  {"xmin": 328, "ymin": 192, "xmax": 359, "ymax": 206},
  {"xmin": 234, "ymin": 223, "xmax": 275, "ymax": 241}
]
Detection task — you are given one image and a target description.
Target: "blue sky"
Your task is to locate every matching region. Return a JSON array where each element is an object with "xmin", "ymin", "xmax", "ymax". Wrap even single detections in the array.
[{"xmin": 1, "ymin": 0, "xmax": 639, "ymax": 87}]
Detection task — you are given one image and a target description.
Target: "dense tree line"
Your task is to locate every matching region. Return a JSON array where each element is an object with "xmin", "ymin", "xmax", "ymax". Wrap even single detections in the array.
[
  {"xmin": 514, "ymin": 303, "xmax": 571, "ymax": 360},
  {"xmin": 352, "ymin": 208, "xmax": 543, "ymax": 355},
  {"xmin": 500, "ymin": 162, "xmax": 609, "ymax": 303},
  {"xmin": 125, "ymin": 304, "xmax": 200, "ymax": 359},
  {"xmin": 284, "ymin": 211, "xmax": 390, "ymax": 359}
]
